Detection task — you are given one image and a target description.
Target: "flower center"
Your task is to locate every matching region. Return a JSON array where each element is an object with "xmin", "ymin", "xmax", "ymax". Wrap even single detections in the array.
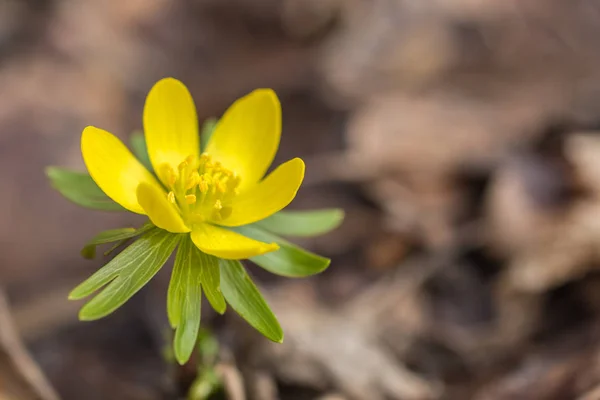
[{"xmin": 163, "ymin": 153, "xmax": 240, "ymax": 225}]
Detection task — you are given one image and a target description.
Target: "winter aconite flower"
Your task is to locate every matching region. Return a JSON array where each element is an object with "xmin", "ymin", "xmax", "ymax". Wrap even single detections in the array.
[
  {"xmin": 46, "ymin": 78, "xmax": 343, "ymax": 365},
  {"xmin": 83, "ymin": 78, "xmax": 304, "ymax": 259}
]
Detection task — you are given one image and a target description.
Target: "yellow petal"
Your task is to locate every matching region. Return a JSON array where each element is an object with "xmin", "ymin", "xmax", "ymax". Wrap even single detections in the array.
[
  {"xmin": 81, "ymin": 126, "xmax": 161, "ymax": 214},
  {"xmin": 206, "ymin": 89, "xmax": 281, "ymax": 192},
  {"xmin": 143, "ymin": 77, "xmax": 199, "ymax": 185},
  {"xmin": 190, "ymin": 223, "xmax": 278, "ymax": 260},
  {"xmin": 218, "ymin": 158, "xmax": 305, "ymax": 227},
  {"xmin": 136, "ymin": 183, "xmax": 191, "ymax": 233}
]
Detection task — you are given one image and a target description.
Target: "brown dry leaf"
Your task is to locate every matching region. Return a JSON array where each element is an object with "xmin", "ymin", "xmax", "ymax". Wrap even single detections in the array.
[
  {"xmin": 497, "ymin": 198, "xmax": 600, "ymax": 294},
  {"xmin": 474, "ymin": 328, "xmax": 597, "ymax": 400},
  {"xmin": 319, "ymin": 0, "xmax": 600, "ymax": 107},
  {"xmin": 485, "ymin": 154, "xmax": 571, "ymax": 256},
  {"xmin": 260, "ymin": 297, "xmax": 440, "ymax": 400},
  {"xmin": 490, "ymin": 133, "xmax": 600, "ymax": 294},
  {"xmin": 324, "ymin": 85, "xmax": 564, "ymax": 249},
  {"xmin": 344, "ymin": 91, "xmax": 556, "ymax": 178},
  {"xmin": 237, "ymin": 261, "xmax": 443, "ymax": 400}
]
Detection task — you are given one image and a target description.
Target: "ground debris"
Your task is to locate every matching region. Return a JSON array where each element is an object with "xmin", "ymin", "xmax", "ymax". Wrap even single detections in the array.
[
  {"xmin": 0, "ymin": 289, "xmax": 59, "ymax": 400},
  {"xmin": 6, "ymin": 0, "xmax": 600, "ymax": 399}
]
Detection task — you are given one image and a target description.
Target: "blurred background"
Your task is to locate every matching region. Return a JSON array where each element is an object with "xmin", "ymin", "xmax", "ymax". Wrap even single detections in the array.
[{"xmin": 4, "ymin": 0, "xmax": 600, "ymax": 399}]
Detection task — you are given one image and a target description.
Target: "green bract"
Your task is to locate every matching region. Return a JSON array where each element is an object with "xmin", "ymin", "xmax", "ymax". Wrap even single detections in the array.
[
  {"xmin": 47, "ymin": 100, "xmax": 343, "ymax": 365},
  {"xmin": 46, "ymin": 167, "xmax": 126, "ymax": 211}
]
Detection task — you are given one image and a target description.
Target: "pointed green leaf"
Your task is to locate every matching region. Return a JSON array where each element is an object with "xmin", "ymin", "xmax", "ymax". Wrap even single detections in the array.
[
  {"xmin": 80, "ymin": 223, "xmax": 154, "ymax": 259},
  {"xmin": 200, "ymin": 117, "xmax": 218, "ymax": 152},
  {"xmin": 46, "ymin": 167, "xmax": 125, "ymax": 211},
  {"xmin": 102, "ymin": 240, "xmax": 132, "ymax": 259},
  {"xmin": 219, "ymin": 259, "xmax": 282, "ymax": 342},
  {"xmin": 254, "ymin": 209, "xmax": 344, "ymax": 237},
  {"xmin": 70, "ymin": 228, "xmax": 164, "ymax": 300},
  {"xmin": 169, "ymin": 236, "xmax": 203, "ymax": 365},
  {"xmin": 129, "ymin": 130, "xmax": 153, "ymax": 172},
  {"xmin": 198, "ymin": 251, "xmax": 226, "ymax": 315},
  {"xmin": 71, "ymin": 229, "xmax": 180, "ymax": 320},
  {"xmin": 234, "ymin": 225, "xmax": 330, "ymax": 277},
  {"xmin": 167, "ymin": 236, "xmax": 196, "ymax": 327},
  {"xmin": 167, "ymin": 237, "xmax": 226, "ymax": 331}
]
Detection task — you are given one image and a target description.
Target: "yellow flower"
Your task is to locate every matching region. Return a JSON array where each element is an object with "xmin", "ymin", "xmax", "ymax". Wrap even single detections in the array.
[{"xmin": 81, "ymin": 78, "xmax": 305, "ymax": 259}]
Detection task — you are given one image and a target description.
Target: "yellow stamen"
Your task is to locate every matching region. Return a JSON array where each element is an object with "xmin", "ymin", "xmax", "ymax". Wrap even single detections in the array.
[
  {"xmin": 199, "ymin": 177, "xmax": 209, "ymax": 193},
  {"xmin": 185, "ymin": 194, "xmax": 197, "ymax": 204},
  {"xmin": 186, "ymin": 171, "xmax": 200, "ymax": 190},
  {"xmin": 165, "ymin": 153, "xmax": 241, "ymax": 225}
]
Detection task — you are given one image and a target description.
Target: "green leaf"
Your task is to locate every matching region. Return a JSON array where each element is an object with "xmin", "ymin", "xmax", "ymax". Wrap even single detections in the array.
[
  {"xmin": 235, "ymin": 225, "xmax": 330, "ymax": 277},
  {"xmin": 102, "ymin": 240, "xmax": 132, "ymax": 259},
  {"xmin": 70, "ymin": 228, "xmax": 180, "ymax": 321},
  {"xmin": 46, "ymin": 167, "xmax": 125, "ymax": 211},
  {"xmin": 219, "ymin": 259, "xmax": 282, "ymax": 342},
  {"xmin": 168, "ymin": 238, "xmax": 226, "ymax": 328},
  {"xmin": 80, "ymin": 223, "xmax": 154, "ymax": 259},
  {"xmin": 168, "ymin": 236, "xmax": 203, "ymax": 365},
  {"xmin": 129, "ymin": 130, "xmax": 153, "ymax": 172},
  {"xmin": 254, "ymin": 209, "xmax": 344, "ymax": 237},
  {"xmin": 198, "ymin": 251, "xmax": 226, "ymax": 315},
  {"xmin": 200, "ymin": 117, "xmax": 218, "ymax": 152}
]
